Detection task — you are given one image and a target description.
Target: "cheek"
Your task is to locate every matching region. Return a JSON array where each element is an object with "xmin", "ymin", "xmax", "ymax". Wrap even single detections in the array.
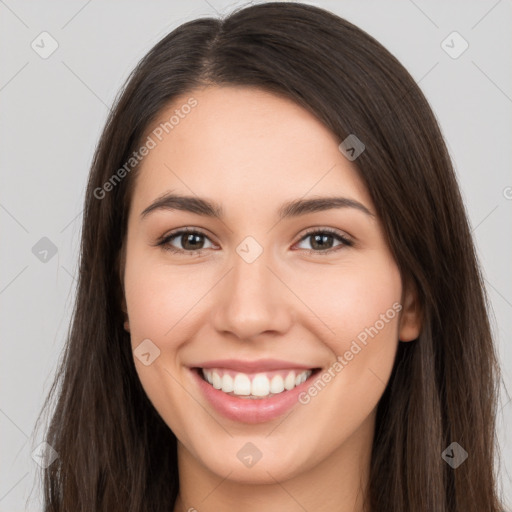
[
  {"xmin": 124, "ymin": 251, "xmax": 204, "ymax": 342},
  {"xmin": 123, "ymin": 252, "xmax": 197, "ymax": 437},
  {"xmin": 296, "ymin": 255, "xmax": 402, "ymax": 423},
  {"xmin": 297, "ymin": 256, "xmax": 402, "ymax": 405},
  {"xmin": 294, "ymin": 253, "xmax": 403, "ymax": 347}
]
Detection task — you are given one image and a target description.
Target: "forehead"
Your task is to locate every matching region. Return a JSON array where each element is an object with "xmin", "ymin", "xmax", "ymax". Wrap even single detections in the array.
[{"xmin": 132, "ymin": 85, "xmax": 373, "ymax": 217}]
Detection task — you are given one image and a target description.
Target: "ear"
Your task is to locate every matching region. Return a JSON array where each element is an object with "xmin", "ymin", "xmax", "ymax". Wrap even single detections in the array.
[
  {"xmin": 398, "ymin": 278, "xmax": 422, "ymax": 342},
  {"xmin": 122, "ymin": 298, "xmax": 130, "ymax": 333},
  {"xmin": 118, "ymin": 241, "xmax": 130, "ymax": 333}
]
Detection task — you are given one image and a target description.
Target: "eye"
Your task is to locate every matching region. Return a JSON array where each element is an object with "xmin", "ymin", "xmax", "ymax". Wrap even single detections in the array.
[
  {"xmin": 156, "ymin": 227, "xmax": 354, "ymax": 256},
  {"xmin": 294, "ymin": 228, "xmax": 354, "ymax": 254},
  {"xmin": 157, "ymin": 228, "xmax": 216, "ymax": 255}
]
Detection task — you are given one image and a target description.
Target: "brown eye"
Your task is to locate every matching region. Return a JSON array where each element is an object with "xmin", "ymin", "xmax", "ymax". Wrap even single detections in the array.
[
  {"xmin": 158, "ymin": 229, "xmax": 215, "ymax": 254},
  {"xmin": 157, "ymin": 227, "xmax": 353, "ymax": 256},
  {"xmin": 295, "ymin": 228, "xmax": 353, "ymax": 254}
]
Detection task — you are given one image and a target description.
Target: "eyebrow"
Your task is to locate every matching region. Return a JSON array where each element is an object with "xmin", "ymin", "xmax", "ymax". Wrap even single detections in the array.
[{"xmin": 140, "ymin": 192, "xmax": 375, "ymax": 221}]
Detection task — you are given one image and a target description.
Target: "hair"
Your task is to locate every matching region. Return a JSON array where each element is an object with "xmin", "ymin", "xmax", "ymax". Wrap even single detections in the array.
[{"xmin": 33, "ymin": 2, "xmax": 506, "ymax": 511}]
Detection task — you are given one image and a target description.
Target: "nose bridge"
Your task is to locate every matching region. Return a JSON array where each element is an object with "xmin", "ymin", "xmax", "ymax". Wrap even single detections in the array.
[
  {"xmin": 212, "ymin": 236, "xmax": 292, "ymax": 339},
  {"xmin": 232, "ymin": 242, "xmax": 272, "ymax": 298}
]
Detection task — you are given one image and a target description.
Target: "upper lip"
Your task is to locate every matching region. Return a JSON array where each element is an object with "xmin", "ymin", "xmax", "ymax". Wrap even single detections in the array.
[{"xmin": 192, "ymin": 359, "xmax": 318, "ymax": 373}]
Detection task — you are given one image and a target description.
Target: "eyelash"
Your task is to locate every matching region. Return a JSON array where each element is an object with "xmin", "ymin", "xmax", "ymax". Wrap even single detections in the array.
[{"xmin": 156, "ymin": 227, "xmax": 354, "ymax": 256}]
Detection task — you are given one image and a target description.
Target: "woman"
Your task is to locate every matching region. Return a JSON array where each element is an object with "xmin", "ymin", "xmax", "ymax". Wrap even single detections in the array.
[{"xmin": 35, "ymin": 2, "xmax": 506, "ymax": 511}]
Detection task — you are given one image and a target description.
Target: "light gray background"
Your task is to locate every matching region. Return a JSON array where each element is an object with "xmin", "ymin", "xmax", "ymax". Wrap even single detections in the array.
[{"xmin": 1, "ymin": 0, "xmax": 511, "ymax": 510}]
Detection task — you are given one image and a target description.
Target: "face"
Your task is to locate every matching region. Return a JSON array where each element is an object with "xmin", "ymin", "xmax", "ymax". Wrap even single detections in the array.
[{"xmin": 121, "ymin": 85, "xmax": 421, "ymax": 484}]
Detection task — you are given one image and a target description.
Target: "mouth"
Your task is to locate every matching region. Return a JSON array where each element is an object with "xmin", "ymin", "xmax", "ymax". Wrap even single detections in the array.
[
  {"xmin": 193, "ymin": 367, "xmax": 321, "ymax": 399},
  {"xmin": 190, "ymin": 365, "xmax": 322, "ymax": 424}
]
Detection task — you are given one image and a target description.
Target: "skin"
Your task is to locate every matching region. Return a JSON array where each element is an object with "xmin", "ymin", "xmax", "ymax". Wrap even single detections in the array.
[{"xmin": 120, "ymin": 85, "xmax": 422, "ymax": 512}]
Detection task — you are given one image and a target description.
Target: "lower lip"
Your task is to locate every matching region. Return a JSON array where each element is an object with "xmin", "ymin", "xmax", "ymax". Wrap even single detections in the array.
[{"xmin": 190, "ymin": 368, "xmax": 319, "ymax": 424}]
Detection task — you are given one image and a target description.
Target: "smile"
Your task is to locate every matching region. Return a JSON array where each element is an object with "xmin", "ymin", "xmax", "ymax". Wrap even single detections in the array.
[{"xmin": 190, "ymin": 362, "xmax": 321, "ymax": 424}]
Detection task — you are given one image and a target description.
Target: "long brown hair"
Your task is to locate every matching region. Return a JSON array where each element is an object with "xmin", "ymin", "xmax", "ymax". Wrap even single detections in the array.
[{"xmin": 34, "ymin": 2, "xmax": 506, "ymax": 510}]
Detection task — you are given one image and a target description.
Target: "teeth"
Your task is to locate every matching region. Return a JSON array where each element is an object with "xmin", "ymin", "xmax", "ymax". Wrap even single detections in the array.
[
  {"xmin": 251, "ymin": 374, "xmax": 270, "ymax": 397},
  {"xmin": 295, "ymin": 372, "xmax": 308, "ymax": 386},
  {"xmin": 270, "ymin": 375, "xmax": 285, "ymax": 394},
  {"xmin": 221, "ymin": 373, "xmax": 234, "ymax": 392},
  {"xmin": 212, "ymin": 371, "xmax": 222, "ymax": 389},
  {"xmin": 284, "ymin": 372, "xmax": 296, "ymax": 390},
  {"xmin": 203, "ymin": 370, "xmax": 213, "ymax": 385},
  {"xmin": 201, "ymin": 368, "xmax": 312, "ymax": 398},
  {"xmin": 233, "ymin": 373, "xmax": 251, "ymax": 395}
]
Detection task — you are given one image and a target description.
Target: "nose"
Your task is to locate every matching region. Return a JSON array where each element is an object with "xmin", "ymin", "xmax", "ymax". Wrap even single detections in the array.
[{"xmin": 211, "ymin": 247, "xmax": 294, "ymax": 342}]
